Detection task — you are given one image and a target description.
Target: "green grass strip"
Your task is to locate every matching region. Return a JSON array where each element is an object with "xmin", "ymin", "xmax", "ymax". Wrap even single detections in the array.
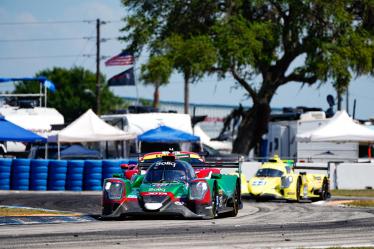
[
  {"xmin": 0, "ymin": 207, "xmax": 71, "ymax": 216},
  {"xmin": 331, "ymin": 189, "xmax": 374, "ymax": 197}
]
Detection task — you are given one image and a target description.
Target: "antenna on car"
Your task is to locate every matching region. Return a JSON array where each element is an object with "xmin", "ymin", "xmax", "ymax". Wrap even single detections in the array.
[
  {"xmin": 164, "ymin": 148, "xmax": 175, "ymax": 161},
  {"xmin": 168, "ymin": 148, "xmax": 174, "ymax": 155}
]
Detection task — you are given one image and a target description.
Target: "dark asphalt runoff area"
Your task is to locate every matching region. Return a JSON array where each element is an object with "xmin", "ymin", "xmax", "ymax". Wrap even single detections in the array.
[{"xmin": 0, "ymin": 191, "xmax": 373, "ymax": 249}]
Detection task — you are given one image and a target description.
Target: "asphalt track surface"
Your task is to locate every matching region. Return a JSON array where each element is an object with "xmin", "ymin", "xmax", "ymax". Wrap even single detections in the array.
[{"xmin": 0, "ymin": 192, "xmax": 374, "ymax": 249}]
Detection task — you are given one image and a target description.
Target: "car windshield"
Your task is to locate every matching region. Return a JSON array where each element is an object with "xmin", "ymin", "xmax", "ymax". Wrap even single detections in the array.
[
  {"xmin": 255, "ymin": 168, "xmax": 283, "ymax": 177},
  {"xmin": 144, "ymin": 161, "xmax": 190, "ymax": 183},
  {"xmin": 142, "ymin": 153, "xmax": 204, "ymax": 165}
]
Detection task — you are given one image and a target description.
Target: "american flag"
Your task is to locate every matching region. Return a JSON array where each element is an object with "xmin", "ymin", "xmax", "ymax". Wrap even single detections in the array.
[{"xmin": 105, "ymin": 51, "xmax": 134, "ymax": 66}]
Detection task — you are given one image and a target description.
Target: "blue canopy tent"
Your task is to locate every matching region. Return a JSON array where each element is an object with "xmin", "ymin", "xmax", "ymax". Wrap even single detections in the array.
[
  {"xmin": 137, "ymin": 125, "xmax": 201, "ymax": 152},
  {"xmin": 59, "ymin": 145, "xmax": 102, "ymax": 159},
  {"xmin": 0, "ymin": 77, "xmax": 56, "ymax": 107},
  {"xmin": 0, "ymin": 77, "xmax": 56, "ymax": 92},
  {"xmin": 0, "ymin": 116, "xmax": 46, "ymax": 143},
  {"xmin": 138, "ymin": 125, "xmax": 200, "ymax": 143}
]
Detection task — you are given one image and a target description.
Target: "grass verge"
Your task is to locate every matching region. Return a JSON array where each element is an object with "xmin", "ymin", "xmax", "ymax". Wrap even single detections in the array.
[
  {"xmin": 345, "ymin": 200, "xmax": 374, "ymax": 208},
  {"xmin": 323, "ymin": 247, "xmax": 374, "ymax": 249},
  {"xmin": 331, "ymin": 189, "xmax": 374, "ymax": 197},
  {"xmin": 0, "ymin": 207, "xmax": 73, "ymax": 216}
]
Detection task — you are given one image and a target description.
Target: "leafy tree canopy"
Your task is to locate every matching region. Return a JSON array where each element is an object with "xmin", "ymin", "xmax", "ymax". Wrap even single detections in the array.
[
  {"xmin": 121, "ymin": 0, "xmax": 374, "ymax": 154},
  {"xmin": 13, "ymin": 67, "xmax": 125, "ymax": 123}
]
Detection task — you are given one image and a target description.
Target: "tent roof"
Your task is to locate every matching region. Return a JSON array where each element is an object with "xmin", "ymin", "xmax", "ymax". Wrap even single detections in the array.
[
  {"xmin": 59, "ymin": 145, "xmax": 101, "ymax": 159},
  {"xmin": 57, "ymin": 109, "xmax": 136, "ymax": 143},
  {"xmin": 297, "ymin": 110, "xmax": 374, "ymax": 142},
  {"xmin": 101, "ymin": 113, "xmax": 194, "ymax": 135},
  {"xmin": 138, "ymin": 125, "xmax": 200, "ymax": 143},
  {"xmin": 0, "ymin": 116, "xmax": 47, "ymax": 143}
]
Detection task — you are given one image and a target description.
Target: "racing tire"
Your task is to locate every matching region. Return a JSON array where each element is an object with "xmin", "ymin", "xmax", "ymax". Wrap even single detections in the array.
[
  {"xmin": 295, "ymin": 178, "xmax": 301, "ymax": 202},
  {"xmin": 318, "ymin": 178, "xmax": 329, "ymax": 201},
  {"xmin": 220, "ymin": 184, "xmax": 240, "ymax": 218},
  {"xmin": 205, "ymin": 183, "xmax": 218, "ymax": 219}
]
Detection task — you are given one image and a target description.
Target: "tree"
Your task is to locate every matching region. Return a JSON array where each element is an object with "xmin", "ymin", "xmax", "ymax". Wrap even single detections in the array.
[
  {"xmin": 14, "ymin": 67, "xmax": 125, "ymax": 123},
  {"xmin": 120, "ymin": 0, "xmax": 374, "ymax": 154},
  {"xmin": 165, "ymin": 35, "xmax": 217, "ymax": 113},
  {"xmin": 120, "ymin": 1, "xmax": 217, "ymax": 113},
  {"xmin": 140, "ymin": 56, "xmax": 173, "ymax": 108}
]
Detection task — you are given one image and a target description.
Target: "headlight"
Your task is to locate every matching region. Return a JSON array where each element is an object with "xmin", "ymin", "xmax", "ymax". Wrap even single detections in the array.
[
  {"xmin": 281, "ymin": 176, "xmax": 293, "ymax": 188},
  {"xmin": 190, "ymin": 181, "xmax": 208, "ymax": 200},
  {"xmin": 106, "ymin": 181, "xmax": 124, "ymax": 200},
  {"xmin": 104, "ymin": 181, "xmax": 112, "ymax": 190}
]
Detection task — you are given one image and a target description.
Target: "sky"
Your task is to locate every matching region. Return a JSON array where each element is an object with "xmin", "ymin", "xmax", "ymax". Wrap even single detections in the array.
[{"xmin": 0, "ymin": 0, "xmax": 373, "ymax": 120}]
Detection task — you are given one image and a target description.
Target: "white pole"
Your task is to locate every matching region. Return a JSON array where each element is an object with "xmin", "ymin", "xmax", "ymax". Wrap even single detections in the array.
[
  {"xmin": 39, "ymin": 82, "xmax": 42, "ymax": 107},
  {"xmin": 57, "ymin": 136, "xmax": 60, "ymax": 160},
  {"xmin": 134, "ymin": 60, "xmax": 139, "ymax": 105},
  {"xmin": 45, "ymin": 142, "xmax": 48, "ymax": 159},
  {"xmin": 44, "ymin": 84, "xmax": 47, "ymax": 107}
]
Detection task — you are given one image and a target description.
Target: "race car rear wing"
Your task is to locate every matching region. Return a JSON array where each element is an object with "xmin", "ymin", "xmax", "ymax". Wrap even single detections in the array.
[
  {"xmin": 293, "ymin": 165, "xmax": 331, "ymax": 178},
  {"xmin": 137, "ymin": 159, "xmax": 242, "ymax": 175},
  {"xmin": 293, "ymin": 165, "xmax": 329, "ymax": 171}
]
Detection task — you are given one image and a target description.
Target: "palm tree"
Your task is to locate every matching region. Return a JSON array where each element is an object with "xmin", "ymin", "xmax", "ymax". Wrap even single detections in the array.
[{"xmin": 140, "ymin": 56, "xmax": 172, "ymax": 108}]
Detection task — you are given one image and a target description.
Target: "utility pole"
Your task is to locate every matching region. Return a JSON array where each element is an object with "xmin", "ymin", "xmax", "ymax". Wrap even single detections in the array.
[{"xmin": 95, "ymin": 18, "xmax": 101, "ymax": 115}]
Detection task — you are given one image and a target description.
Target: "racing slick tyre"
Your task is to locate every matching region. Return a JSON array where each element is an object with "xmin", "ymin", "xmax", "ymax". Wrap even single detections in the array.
[
  {"xmin": 318, "ymin": 178, "xmax": 330, "ymax": 201},
  {"xmin": 295, "ymin": 178, "xmax": 301, "ymax": 202},
  {"xmin": 220, "ymin": 184, "xmax": 240, "ymax": 218},
  {"xmin": 205, "ymin": 183, "xmax": 218, "ymax": 219}
]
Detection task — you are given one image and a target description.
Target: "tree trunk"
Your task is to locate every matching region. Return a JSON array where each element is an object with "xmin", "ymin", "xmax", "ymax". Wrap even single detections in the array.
[
  {"xmin": 184, "ymin": 74, "xmax": 189, "ymax": 114},
  {"xmin": 232, "ymin": 99, "xmax": 271, "ymax": 155},
  {"xmin": 153, "ymin": 84, "xmax": 160, "ymax": 108},
  {"xmin": 337, "ymin": 91, "xmax": 342, "ymax": 111}
]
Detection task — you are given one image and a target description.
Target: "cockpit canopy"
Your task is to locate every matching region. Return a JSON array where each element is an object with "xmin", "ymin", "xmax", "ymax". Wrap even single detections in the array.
[
  {"xmin": 144, "ymin": 160, "xmax": 196, "ymax": 183},
  {"xmin": 255, "ymin": 168, "xmax": 284, "ymax": 177}
]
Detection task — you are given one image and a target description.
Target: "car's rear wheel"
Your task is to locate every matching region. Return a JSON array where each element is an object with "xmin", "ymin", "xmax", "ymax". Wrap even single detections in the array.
[
  {"xmin": 205, "ymin": 184, "xmax": 218, "ymax": 219},
  {"xmin": 295, "ymin": 178, "xmax": 301, "ymax": 202},
  {"xmin": 221, "ymin": 184, "xmax": 240, "ymax": 218},
  {"xmin": 318, "ymin": 178, "xmax": 329, "ymax": 200}
]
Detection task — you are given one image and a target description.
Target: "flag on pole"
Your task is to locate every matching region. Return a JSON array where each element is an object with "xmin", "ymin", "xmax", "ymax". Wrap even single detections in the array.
[
  {"xmin": 107, "ymin": 67, "xmax": 135, "ymax": 86},
  {"xmin": 105, "ymin": 50, "xmax": 134, "ymax": 66}
]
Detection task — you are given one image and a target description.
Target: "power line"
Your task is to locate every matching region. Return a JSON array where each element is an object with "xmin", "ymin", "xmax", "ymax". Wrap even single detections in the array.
[
  {"xmin": 0, "ymin": 37, "xmax": 119, "ymax": 43},
  {"xmin": 0, "ymin": 19, "xmax": 122, "ymax": 26},
  {"xmin": 0, "ymin": 20, "xmax": 95, "ymax": 25},
  {"xmin": 0, "ymin": 37, "xmax": 95, "ymax": 42},
  {"xmin": 0, "ymin": 54, "xmax": 95, "ymax": 60}
]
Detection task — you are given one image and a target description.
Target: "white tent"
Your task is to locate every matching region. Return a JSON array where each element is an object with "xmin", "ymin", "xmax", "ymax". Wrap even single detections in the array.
[
  {"xmin": 297, "ymin": 110, "xmax": 374, "ymax": 142},
  {"xmin": 57, "ymin": 109, "xmax": 136, "ymax": 142},
  {"xmin": 54, "ymin": 109, "xmax": 136, "ymax": 159}
]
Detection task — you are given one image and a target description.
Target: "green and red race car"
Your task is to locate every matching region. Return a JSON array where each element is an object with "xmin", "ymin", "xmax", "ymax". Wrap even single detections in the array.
[{"xmin": 102, "ymin": 151, "xmax": 242, "ymax": 219}]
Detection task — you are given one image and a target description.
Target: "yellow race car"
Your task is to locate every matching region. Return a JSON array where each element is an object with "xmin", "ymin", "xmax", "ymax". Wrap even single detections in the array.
[{"xmin": 248, "ymin": 155, "xmax": 329, "ymax": 202}]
